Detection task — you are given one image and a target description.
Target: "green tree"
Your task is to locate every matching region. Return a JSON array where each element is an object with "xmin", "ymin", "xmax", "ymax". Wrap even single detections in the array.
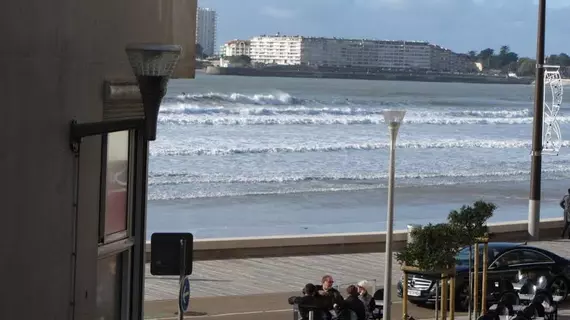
[
  {"xmin": 396, "ymin": 223, "xmax": 460, "ymax": 271},
  {"xmin": 517, "ymin": 58, "xmax": 536, "ymax": 77},
  {"xmin": 477, "ymin": 48, "xmax": 494, "ymax": 69},
  {"xmin": 559, "ymin": 53, "xmax": 570, "ymax": 66},
  {"xmin": 447, "ymin": 201, "xmax": 496, "ymax": 249}
]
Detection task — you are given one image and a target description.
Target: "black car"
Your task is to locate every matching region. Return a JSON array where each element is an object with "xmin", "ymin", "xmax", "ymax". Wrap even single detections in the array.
[{"xmin": 397, "ymin": 242, "xmax": 570, "ymax": 310}]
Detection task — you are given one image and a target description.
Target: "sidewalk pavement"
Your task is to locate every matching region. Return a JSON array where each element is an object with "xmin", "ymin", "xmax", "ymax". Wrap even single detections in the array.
[
  {"xmin": 144, "ymin": 239, "xmax": 570, "ymax": 319},
  {"xmin": 144, "ymin": 286, "xmax": 468, "ymax": 320}
]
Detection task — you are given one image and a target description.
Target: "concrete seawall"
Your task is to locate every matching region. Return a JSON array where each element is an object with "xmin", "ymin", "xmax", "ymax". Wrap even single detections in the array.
[
  {"xmin": 145, "ymin": 218, "xmax": 564, "ymax": 262},
  {"xmin": 205, "ymin": 66, "xmax": 533, "ymax": 85}
]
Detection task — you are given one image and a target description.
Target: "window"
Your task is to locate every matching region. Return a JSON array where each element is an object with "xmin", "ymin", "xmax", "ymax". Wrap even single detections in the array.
[
  {"xmin": 493, "ymin": 250, "xmax": 522, "ymax": 268},
  {"xmin": 96, "ymin": 253, "xmax": 125, "ymax": 320},
  {"xmin": 100, "ymin": 130, "xmax": 132, "ymax": 242},
  {"xmin": 519, "ymin": 250, "xmax": 553, "ymax": 264},
  {"xmin": 492, "ymin": 249, "xmax": 554, "ymax": 268},
  {"xmin": 96, "ymin": 129, "xmax": 136, "ymax": 320}
]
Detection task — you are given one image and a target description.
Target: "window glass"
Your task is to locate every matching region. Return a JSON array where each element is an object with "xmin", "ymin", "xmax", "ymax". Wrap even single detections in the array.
[
  {"xmin": 493, "ymin": 251, "xmax": 523, "ymax": 267},
  {"xmin": 104, "ymin": 131, "xmax": 130, "ymax": 237},
  {"xmin": 96, "ymin": 253, "xmax": 123, "ymax": 320},
  {"xmin": 519, "ymin": 250, "xmax": 553, "ymax": 264}
]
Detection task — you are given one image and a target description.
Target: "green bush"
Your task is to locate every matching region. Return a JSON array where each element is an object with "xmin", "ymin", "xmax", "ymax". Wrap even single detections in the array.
[
  {"xmin": 447, "ymin": 200, "xmax": 496, "ymax": 247},
  {"xmin": 396, "ymin": 201, "xmax": 496, "ymax": 271},
  {"xmin": 396, "ymin": 223, "xmax": 460, "ymax": 271}
]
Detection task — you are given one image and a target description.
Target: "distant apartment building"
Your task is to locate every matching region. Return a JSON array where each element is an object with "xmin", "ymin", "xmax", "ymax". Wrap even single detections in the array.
[
  {"xmin": 196, "ymin": 7, "xmax": 217, "ymax": 56},
  {"xmin": 250, "ymin": 34, "xmax": 303, "ymax": 65},
  {"xmin": 430, "ymin": 44, "xmax": 478, "ymax": 73},
  {"xmin": 248, "ymin": 34, "xmax": 476, "ymax": 72},
  {"xmin": 222, "ymin": 39, "xmax": 251, "ymax": 57}
]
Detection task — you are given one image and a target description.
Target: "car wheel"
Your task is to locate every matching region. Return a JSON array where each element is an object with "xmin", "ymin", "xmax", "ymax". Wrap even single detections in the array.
[
  {"xmin": 456, "ymin": 284, "xmax": 470, "ymax": 312},
  {"xmin": 549, "ymin": 277, "xmax": 569, "ymax": 301}
]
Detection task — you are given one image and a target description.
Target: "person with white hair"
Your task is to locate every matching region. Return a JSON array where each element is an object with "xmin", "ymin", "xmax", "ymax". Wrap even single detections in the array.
[{"xmin": 357, "ymin": 280, "xmax": 376, "ymax": 319}]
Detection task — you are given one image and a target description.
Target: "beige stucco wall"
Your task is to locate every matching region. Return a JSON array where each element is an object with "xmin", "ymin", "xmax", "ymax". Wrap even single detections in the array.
[{"xmin": 0, "ymin": 0, "xmax": 196, "ymax": 319}]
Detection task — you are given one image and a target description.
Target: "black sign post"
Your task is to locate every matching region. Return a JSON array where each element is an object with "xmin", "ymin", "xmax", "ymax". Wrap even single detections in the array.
[
  {"xmin": 150, "ymin": 233, "xmax": 194, "ymax": 320},
  {"xmin": 178, "ymin": 238, "xmax": 187, "ymax": 320}
]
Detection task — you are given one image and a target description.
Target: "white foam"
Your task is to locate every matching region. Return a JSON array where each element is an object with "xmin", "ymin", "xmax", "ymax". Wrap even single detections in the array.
[
  {"xmin": 149, "ymin": 139, "xmax": 570, "ymax": 157},
  {"xmin": 156, "ymin": 114, "xmax": 570, "ymax": 126}
]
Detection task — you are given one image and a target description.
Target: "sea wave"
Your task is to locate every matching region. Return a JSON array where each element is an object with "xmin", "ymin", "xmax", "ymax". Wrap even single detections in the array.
[
  {"xmin": 167, "ymin": 92, "xmax": 307, "ymax": 106},
  {"xmin": 147, "ymin": 184, "xmax": 384, "ymax": 201},
  {"xmin": 149, "ymin": 139, "xmax": 570, "ymax": 157},
  {"xmin": 148, "ymin": 166, "xmax": 570, "ymax": 186},
  {"xmin": 159, "ymin": 104, "xmax": 533, "ymax": 118},
  {"xmin": 156, "ymin": 114, "xmax": 570, "ymax": 126},
  {"xmin": 146, "ymin": 171, "xmax": 568, "ymax": 200}
]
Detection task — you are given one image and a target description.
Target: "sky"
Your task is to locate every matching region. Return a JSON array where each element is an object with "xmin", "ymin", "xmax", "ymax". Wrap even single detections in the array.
[{"xmin": 198, "ymin": 0, "xmax": 570, "ymax": 57}]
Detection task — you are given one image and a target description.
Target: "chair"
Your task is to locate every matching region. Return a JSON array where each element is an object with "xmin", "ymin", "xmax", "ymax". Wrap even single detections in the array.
[{"xmin": 370, "ymin": 289, "xmax": 384, "ymax": 319}]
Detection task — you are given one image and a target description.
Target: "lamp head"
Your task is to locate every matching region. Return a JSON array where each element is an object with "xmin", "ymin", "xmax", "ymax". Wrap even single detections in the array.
[
  {"xmin": 125, "ymin": 43, "xmax": 182, "ymax": 140},
  {"xmin": 382, "ymin": 109, "xmax": 406, "ymax": 128}
]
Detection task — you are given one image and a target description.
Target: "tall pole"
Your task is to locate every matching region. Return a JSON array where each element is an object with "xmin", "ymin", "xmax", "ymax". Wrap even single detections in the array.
[
  {"xmin": 383, "ymin": 124, "xmax": 399, "ymax": 320},
  {"xmin": 528, "ymin": 0, "xmax": 547, "ymax": 241}
]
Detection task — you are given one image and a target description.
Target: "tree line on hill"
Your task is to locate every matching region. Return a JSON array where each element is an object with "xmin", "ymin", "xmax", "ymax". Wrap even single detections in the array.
[{"xmin": 467, "ymin": 45, "xmax": 570, "ymax": 77}]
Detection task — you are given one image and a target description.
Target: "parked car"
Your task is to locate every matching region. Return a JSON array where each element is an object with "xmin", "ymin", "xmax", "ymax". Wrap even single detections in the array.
[{"xmin": 396, "ymin": 242, "xmax": 570, "ymax": 311}]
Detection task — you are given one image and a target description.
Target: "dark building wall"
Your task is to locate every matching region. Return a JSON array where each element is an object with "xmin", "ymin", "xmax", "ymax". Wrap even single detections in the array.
[{"xmin": 0, "ymin": 0, "xmax": 196, "ymax": 318}]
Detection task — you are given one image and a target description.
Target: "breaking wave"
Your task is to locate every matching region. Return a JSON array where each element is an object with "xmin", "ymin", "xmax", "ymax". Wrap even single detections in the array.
[
  {"xmin": 154, "ymin": 91, "xmax": 550, "ymax": 126},
  {"xmin": 157, "ymin": 115, "xmax": 565, "ymax": 126},
  {"xmin": 166, "ymin": 92, "xmax": 307, "ymax": 106},
  {"xmin": 159, "ymin": 104, "xmax": 533, "ymax": 118},
  {"xmin": 148, "ymin": 167, "xmax": 570, "ymax": 187},
  {"xmin": 149, "ymin": 139, "xmax": 570, "ymax": 157}
]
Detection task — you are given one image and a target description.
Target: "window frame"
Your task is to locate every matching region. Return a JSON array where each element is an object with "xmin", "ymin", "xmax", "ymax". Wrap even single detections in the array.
[
  {"xmin": 96, "ymin": 129, "xmax": 137, "ymax": 320},
  {"xmin": 489, "ymin": 248, "xmax": 555, "ymax": 269},
  {"xmin": 98, "ymin": 131, "xmax": 136, "ymax": 244},
  {"xmin": 96, "ymin": 248, "xmax": 132, "ymax": 320}
]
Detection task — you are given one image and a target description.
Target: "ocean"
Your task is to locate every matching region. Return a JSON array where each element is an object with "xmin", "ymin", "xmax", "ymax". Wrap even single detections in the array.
[{"xmin": 146, "ymin": 73, "xmax": 570, "ymax": 239}]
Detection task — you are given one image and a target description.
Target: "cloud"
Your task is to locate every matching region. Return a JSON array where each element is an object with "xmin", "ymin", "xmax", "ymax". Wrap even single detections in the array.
[{"xmin": 259, "ymin": 6, "xmax": 295, "ymax": 19}]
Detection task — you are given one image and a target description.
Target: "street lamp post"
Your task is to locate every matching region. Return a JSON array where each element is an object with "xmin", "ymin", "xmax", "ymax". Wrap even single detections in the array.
[
  {"xmin": 528, "ymin": 0, "xmax": 547, "ymax": 240},
  {"xmin": 382, "ymin": 110, "xmax": 406, "ymax": 320}
]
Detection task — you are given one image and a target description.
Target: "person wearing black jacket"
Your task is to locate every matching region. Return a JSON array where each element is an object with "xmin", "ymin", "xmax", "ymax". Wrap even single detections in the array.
[
  {"xmin": 315, "ymin": 275, "xmax": 344, "ymax": 319},
  {"xmin": 337, "ymin": 285, "xmax": 366, "ymax": 320},
  {"xmin": 288, "ymin": 283, "xmax": 325, "ymax": 320}
]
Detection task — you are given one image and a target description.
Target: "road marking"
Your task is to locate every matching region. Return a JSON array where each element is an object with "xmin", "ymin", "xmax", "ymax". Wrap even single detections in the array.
[{"xmin": 146, "ymin": 301, "xmax": 402, "ymax": 320}]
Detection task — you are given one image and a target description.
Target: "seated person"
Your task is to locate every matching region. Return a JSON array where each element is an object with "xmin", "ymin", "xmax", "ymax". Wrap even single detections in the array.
[
  {"xmin": 357, "ymin": 280, "xmax": 376, "ymax": 318},
  {"xmin": 315, "ymin": 275, "xmax": 344, "ymax": 320},
  {"xmin": 288, "ymin": 283, "xmax": 325, "ymax": 320},
  {"xmin": 336, "ymin": 285, "xmax": 366, "ymax": 320}
]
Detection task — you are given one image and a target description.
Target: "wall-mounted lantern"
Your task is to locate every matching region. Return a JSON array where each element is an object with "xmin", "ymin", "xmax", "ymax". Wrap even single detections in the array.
[{"xmin": 70, "ymin": 43, "xmax": 182, "ymax": 149}]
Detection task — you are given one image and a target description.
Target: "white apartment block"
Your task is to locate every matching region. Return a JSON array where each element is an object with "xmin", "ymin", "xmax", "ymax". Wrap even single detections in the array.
[
  {"xmin": 222, "ymin": 40, "xmax": 251, "ymax": 57},
  {"xmin": 301, "ymin": 38, "xmax": 433, "ymax": 69},
  {"xmin": 249, "ymin": 35, "xmax": 475, "ymax": 72},
  {"xmin": 196, "ymin": 7, "xmax": 217, "ymax": 56},
  {"xmin": 250, "ymin": 34, "xmax": 302, "ymax": 65}
]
